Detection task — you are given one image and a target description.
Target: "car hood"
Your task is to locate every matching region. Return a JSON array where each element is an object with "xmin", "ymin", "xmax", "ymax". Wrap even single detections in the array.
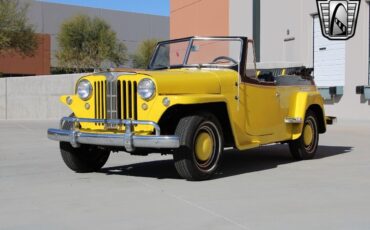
[{"xmin": 116, "ymin": 69, "xmax": 222, "ymax": 95}]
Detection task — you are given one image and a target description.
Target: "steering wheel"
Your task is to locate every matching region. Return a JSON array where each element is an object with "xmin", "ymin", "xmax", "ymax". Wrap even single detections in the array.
[{"xmin": 211, "ymin": 56, "xmax": 238, "ymax": 65}]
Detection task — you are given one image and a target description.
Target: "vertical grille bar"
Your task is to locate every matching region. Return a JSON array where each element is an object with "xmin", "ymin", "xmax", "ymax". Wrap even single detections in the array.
[
  {"xmin": 123, "ymin": 81, "xmax": 127, "ymax": 119},
  {"xmin": 133, "ymin": 82, "xmax": 138, "ymax": 120},
  {"xmin": 120, "ymin": 81, "xmax": 126, "ymax": 119},
  {"xmin": 125, "ymin": 81, "xmax": 129, "ymax": 119},
  {"xmin": 128, "ymin": 81, "xmax": 132, "ymax": 119},
  {"xmin": 100, "ymin": 81, "xmax": 104, "ymax": 125},
  {"xmin": 94, "ymin": 82, "xmax": 97, "ymax": 125},
  {"xmin": 97, "ymin": 81, "xmax": 101, "ymax": 124},
  {"xmin": 117, "ymin": 81, "xmax": 122, "ymax": 120},
  {"xmin": 102, "ymin": 81, "xmax": 107, "ymax": 119}
]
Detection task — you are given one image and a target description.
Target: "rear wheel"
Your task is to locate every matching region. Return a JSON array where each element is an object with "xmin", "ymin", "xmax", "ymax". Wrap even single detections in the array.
[
  {"xmin": 59, "ymin": 114, "xmax": 110, "ymax": 173},
  {"xmin": 289, "ymin": 110, "xmax": 319, "ymax": 160},
  {"xmin": 173, "ymin": 113, "xmax": 224, "ymax": 181}
]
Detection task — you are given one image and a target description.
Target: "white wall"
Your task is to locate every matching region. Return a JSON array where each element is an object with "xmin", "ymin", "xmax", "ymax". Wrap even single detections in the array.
[
  {"xmin": 229, "ymin": 0, "xmax": 316, "ymax": 66},
  {"xmin": 259, "ymin": 0, "xmax": 302, "ymax": 64},
  {"xmin": 324, "ymin": 2, "xmax": 370, "ymax": 120},
  {"xmin": 229, "ymin": 0, "xmax": 253, "ymax": 38},
  {"xmin": 256, "ymin": 0, "xmax": 370, "ymax": 120},
  {"xmin": 0, "ymin": 78, "xmax": 6, "ymax": 119},
  {"xmin": 1, "ymin": 74, "xmax": 84, "ymax": 120}
]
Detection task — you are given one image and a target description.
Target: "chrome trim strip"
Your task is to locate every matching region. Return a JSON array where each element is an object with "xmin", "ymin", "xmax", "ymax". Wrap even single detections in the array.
[
  {"xmin": 106, "ymin": 72, "xmax": 120, "ymax": 125},
  {"xmin": 48, "ymin": 117, "xmax": 179, "ymax": 152},
  {"xmin": 284, "ymin": 117, "xmax": 303, "ymax": 124}
]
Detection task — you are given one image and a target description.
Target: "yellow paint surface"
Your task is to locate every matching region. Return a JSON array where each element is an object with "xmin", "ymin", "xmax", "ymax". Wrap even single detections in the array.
[{"xmin": 61, "ymin": 69, "xmax": 326, "ymax": 151}]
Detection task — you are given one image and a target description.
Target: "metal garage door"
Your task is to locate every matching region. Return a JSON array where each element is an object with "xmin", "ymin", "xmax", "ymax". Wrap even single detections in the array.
[{"xmin": 314, "ymin": 16, "xmax": 346, "ymax": 87}]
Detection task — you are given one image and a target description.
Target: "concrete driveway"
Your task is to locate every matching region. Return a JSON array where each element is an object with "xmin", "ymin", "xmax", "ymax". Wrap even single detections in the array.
[{"xmin": 0, "ymin": 120, "xmax": 369, "ymax": 230}]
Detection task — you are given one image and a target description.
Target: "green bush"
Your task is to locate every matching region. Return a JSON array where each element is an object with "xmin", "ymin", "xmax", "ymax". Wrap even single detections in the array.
[
  {"xmin": 131, "ymin": 39, "xmax": 160, "ymax": 69},
  {"xmin": 56, "ymin": 14, "xmax": 127, "ymax": 73},
  {"xmin": 0, "ymin": 0, "xmax": 38, "ymax": 56}
]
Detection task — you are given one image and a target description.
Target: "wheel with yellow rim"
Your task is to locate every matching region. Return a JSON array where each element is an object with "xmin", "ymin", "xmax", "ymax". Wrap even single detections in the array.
[
  {"xmin": 289, "ymin": 110, "xmax": 319, "ymax": 160},
  {"xmin": 173, "ymin": 113, "xmax": 223, "ymax": 181}
]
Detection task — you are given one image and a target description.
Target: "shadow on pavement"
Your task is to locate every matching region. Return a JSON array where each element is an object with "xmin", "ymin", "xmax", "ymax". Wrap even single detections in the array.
[{"xmin": 99, "ymin": 145, "xmax": 353, "ymax": 180}]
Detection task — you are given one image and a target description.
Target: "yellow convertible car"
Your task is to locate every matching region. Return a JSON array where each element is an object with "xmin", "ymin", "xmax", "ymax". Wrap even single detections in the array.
[{"xmin": 48, "ymin": 36, "xmax": 334, "ymax": 180}]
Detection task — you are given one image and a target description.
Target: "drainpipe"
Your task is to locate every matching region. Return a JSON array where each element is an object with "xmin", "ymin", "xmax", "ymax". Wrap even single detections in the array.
[{"xmin": 253, "ymin": 0, "xmax": 261, "ymax": 62}]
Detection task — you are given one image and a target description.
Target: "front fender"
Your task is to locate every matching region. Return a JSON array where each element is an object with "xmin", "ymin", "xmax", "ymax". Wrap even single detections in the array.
[{"xmin": 144, "ymin": 94, "xmax": 227, "ymax": 123}]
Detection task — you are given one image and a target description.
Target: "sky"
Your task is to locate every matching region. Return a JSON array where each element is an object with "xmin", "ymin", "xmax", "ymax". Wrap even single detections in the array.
[{"xmin": 37, "ymin": 0, "xmax": 170, "ymax": 16}]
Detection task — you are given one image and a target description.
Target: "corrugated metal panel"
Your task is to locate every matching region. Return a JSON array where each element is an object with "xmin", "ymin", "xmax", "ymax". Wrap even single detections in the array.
[{"xmin": 313, "ymin": 16, "xmax": 346, "ymax": 87}]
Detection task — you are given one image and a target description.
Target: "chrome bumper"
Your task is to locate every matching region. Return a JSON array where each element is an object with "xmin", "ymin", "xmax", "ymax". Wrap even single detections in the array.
[{"xmin": 47, "ymin": 117, "xmax": 180, "ymax": 152}]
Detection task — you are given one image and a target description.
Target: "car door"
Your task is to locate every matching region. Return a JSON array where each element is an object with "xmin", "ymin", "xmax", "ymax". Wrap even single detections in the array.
[
  {"xmin": 241, "ymin": 40, "xmax": 283, "ymax": 139},
  {"xmin": 242, "ymin": 77, "xmax": 283, "ymax": 138}
]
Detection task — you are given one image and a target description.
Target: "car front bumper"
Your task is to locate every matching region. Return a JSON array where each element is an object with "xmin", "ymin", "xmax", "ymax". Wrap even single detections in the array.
[{"xmin": 47, "ymin": 117, "xmax": 180, "ymax": 152}]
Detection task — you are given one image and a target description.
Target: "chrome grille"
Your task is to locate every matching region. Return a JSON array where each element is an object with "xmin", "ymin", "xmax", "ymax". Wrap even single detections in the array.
[
  {"xmin": 106, "ymin": 78, "xmax": 118, "ymax": 120},
  {"xmin": 94, "ymin": 79, "xmax": 138, "ymax": 127},
  {"xmin": 117, "ymin": 80, "xmax": 138, "ymax": 120}
]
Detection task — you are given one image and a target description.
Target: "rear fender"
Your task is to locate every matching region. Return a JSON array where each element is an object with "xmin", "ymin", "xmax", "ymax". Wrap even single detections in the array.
[{"xmin": 288, "ymin": 92, "xmax": 326, "ymax": 140}]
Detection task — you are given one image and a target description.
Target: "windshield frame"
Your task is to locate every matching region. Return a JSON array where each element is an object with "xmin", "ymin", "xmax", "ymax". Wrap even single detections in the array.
[{"xmin": 148, "ymin": 36, "xmax": 247, "ymax": 74}]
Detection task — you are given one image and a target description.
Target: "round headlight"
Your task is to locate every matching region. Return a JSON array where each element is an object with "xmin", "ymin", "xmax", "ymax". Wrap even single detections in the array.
[
  {"xmin": 138, "ymin": 78, "xmax": 156, "ymax": 100},
  {"xmin": 77, "ymin": 80, "xmax": 92, "ymax": 100}
]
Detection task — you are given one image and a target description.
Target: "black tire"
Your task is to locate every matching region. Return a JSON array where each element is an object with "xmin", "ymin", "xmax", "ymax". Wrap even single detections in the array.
[
  {"xmin": 59, "ymin": 114, "xmax": 110, "ymax": 173},
  {"xmin": 173, "ymin": 113, "xmax": 224, "ymax": 181},
  {"xmin": 60, "ymin": 142, "xmax": 110, "ymax": 173},
  {"xmin": 289, "ymin": 110, "xmax": 319, "ymax": 160}
]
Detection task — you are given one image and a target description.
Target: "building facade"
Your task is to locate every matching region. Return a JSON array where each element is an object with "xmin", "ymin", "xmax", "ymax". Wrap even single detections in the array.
[
  {"xmin": 0, "ymin": 0, "xmax": 169, "ymax": 76},
  {"xmin": 170, "ymin": 0, "xmax": 370, "ymax": 120},
  {"xmin": 0, "ymin": 34, "xmax": 51, "ymax": 76}
]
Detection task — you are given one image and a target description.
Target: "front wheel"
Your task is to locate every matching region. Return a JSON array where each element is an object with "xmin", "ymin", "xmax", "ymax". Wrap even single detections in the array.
[
  {"xmin": 59, "ymin": 114, "xmax": 110, "ymax": 173},
  {"xmin": 60, "ymin": 143, "xmax": 110, "ymax": 173},
  {"xmin": 173, "ymin": 113, "xmax": 224, "ymax": 181},
  {"xmin": 289, "ymin": 110, "xmax": 319, "ymax": 160}
]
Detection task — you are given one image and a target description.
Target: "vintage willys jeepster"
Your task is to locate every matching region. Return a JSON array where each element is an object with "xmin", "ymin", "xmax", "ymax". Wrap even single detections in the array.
[{"xmin": 48, "ymin": 36, "xmax": 334, "ymax": 180}]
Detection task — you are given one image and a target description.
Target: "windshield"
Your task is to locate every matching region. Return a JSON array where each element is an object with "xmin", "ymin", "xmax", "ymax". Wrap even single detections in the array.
[{"xmin": 149, "ymin": 37, "xmax": 243, "ymax": 70}]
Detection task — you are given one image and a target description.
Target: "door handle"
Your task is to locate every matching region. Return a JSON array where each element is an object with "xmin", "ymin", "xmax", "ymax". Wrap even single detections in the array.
[{"xmin": 276, "ymin": 92, "xmax": 280, "ymax": 97}]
